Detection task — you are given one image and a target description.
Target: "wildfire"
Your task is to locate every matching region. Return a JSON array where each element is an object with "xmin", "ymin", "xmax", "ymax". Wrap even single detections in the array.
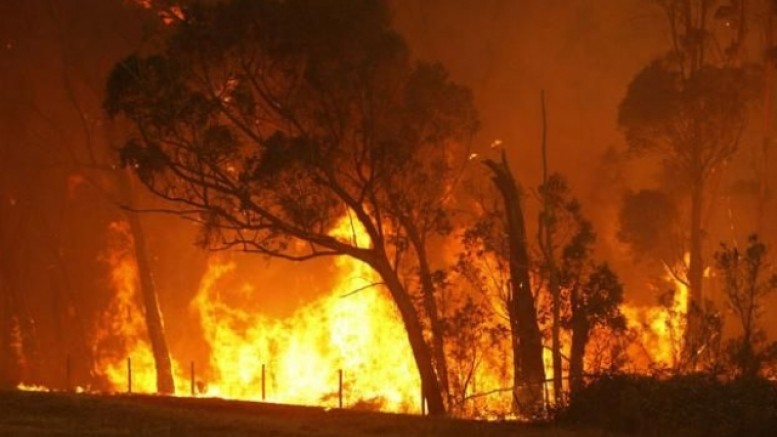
[
  {"xmin": 86, "ymin": 218, "xmax": 691, "ymax": 413},
  {"xmin": 92, "ymin": 221, "xmax": 187, "ymax": 394},
  {"xmin": 190, "ymin": 216, "xmax": 421, "ymax": 411},
  {"xmin": 622, "ymin": 265, "xmax": 689, "ymax": 370}
]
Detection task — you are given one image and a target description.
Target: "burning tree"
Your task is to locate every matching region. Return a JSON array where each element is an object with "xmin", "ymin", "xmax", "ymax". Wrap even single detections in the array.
[
  {"xmin": 618, "ymin": 0, "xmax": 760, "ymax": 367},
  {"xmin": 480, "ymin": 152, "xmax": 546, "ymax": 416},
  {"xmin": 104, "ymin": 0, "xmax": 477, "ymax": 415}
]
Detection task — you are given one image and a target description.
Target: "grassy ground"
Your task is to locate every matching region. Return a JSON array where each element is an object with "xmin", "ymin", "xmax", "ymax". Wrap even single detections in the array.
[{"xmin": 0, "ymin": 390, "xmax": 597, "ymax": 436}]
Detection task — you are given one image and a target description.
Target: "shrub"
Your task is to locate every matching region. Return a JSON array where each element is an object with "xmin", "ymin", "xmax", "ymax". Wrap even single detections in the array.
[{"xmin": 556, "ymin": 374, "xmax": 777, "ymax": 436}]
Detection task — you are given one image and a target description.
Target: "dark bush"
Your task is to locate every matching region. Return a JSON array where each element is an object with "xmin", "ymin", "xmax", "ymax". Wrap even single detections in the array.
[{"xmin": 556, "ymin": 374, "xmax": 777, "ymax": 436}]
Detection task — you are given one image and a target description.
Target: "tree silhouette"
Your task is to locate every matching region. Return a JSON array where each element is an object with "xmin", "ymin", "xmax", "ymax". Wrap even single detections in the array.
[
  {"xmin": 481, "ymin": 152, "xmax": 546, "ymax": 416},
  {"xmin": 542, "ymin": 174, "xmax": 626, "ymax": 396},
  {"xmin": 619, "ymin": 0, "xmax": 760, "ymax": 366},
  {"xmin": 105, "ymin": 0, "xmax": 478, "ymax": 415},
  {"xmin": 714, "ymin": 234, "xmax": 777, "ymax": 378}
]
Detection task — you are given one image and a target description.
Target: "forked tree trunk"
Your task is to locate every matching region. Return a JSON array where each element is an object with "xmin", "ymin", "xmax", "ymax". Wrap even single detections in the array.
[
  {"xmin": 117, "ymin": 170, "xmax": 175, "ymax": 394},
  {"xmin": 372, "ymin": 256, "xmax": 446, "ymax": 416},
  {"xmin": 484, "ymin": 152, "xmax": 546, "ymax": 417},
  {"xmin": 404, "ymin": 223, "xmax": 451, "ymax": 407}
]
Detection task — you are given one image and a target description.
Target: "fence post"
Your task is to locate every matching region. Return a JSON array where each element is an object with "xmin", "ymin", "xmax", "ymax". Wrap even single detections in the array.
[
  {"xmin": 261, "ymin": 364, "xmax": 266, "ymax": 401},
  {"xmin": 190, "ymin": 361, "xmax": 195, "ymax": 396},
  {"xmin": 338, "ymin": 369, "xmax": 343, "ymax": 409},
  {"xmin": 127, "ymin": 357, "xmax": 132, "ymax": 394}
]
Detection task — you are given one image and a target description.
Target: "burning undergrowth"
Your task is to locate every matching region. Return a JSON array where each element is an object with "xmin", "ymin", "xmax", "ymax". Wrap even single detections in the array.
[
  {"xmin": 191, "ymin": 254, "xmax": 419, "ymax": 412},
  {"xmin": 92, "ymin": 221, "xmax": 187, "ymax": 394},
  {"xmin": 85, "ymin": 217, "xmax": 702, "ymax": 418}
]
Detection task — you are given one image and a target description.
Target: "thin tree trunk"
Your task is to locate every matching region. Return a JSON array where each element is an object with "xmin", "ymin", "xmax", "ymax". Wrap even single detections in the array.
[
  {"xmin": 568, "ymin": 330, "xmax": 587, "ymax": 396},
  {"xmin": 484, "ymin": 152, "xmax": 546, "ymax": 417},
  {"xmin": 117, "ymin": 170, "xmax": 175, "ymax": 394},
  {"xmin": 539, "ymin": 92, "xmax": 562, "ymax": 403},
  {"xmin": 685, "ymin": 178, "xmax": 704, "ymax": 368},
  {"xmin": 568, "ymin": 290, "xmax": 588, "ymax": 396},
  {"xmin": 372, "ymin": 257, "xmax": 446, "ymax": 415},
  {"xmin": 404, "ymin": 222, "xmax": 451, "ymax": 407},
  {"xmin": 759, "ymin": 2, "xmax": 774, "ymax": 234}
]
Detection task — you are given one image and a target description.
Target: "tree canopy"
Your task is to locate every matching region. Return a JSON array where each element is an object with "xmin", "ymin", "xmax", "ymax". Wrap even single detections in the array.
[
  {"xmin": 106, "ymin": 0, "xmax": 477, "ymax": 261},
  {"xmin": 105, "ymin": 0, "xmax": 478, "ymax": 415}
]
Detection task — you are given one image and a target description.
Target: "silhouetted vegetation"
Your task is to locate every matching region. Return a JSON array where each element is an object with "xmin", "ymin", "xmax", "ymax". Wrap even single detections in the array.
[
  {"xmin": 558, "ymin": 374, "xmax": 777, "ymax": 436},
  {"xmin": 4, "ymin": 1, "xmax": 777, "ymax": 433}
]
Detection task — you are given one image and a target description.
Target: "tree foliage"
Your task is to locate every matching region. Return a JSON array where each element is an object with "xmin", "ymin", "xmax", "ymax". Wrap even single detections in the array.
[
  {"xmin": 106, "ymin": 0, "xmax": 477, "ymax": 259},
  {"xmin": 618, "ymin": 0, "xmax": 761, "ymax": 365},
  {"xmin": 619, "ymin": 61, "xmax": 759, "ymax": 186},
  {"xmin": 714, "ymin": 234, "xmax": 777, "ymax": 377},
  {"xmin": 618, "ymin": 189, "xmax": 682, "ymax": 264},
  {"xmin": 105, "ymin": 0, "xmax": 478, "ymax": 415},
  {"xmin": 543, "ymin": 174, "xmax": 626, "ymax": 395}
]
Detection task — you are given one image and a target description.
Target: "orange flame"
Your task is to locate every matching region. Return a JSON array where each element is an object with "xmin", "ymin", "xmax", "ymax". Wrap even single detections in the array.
[
  {"xmin": 92, "ymin": 221, "xmax": 186, "ymax": 394},
  {"xmin": 191, "ymin": 216, "xmax": 420, "ymax": 411},
  {"xmin": 16, "ymin": 383, "xmax": 51, "ymax": 392},
  {"xmin": 85, "ymin": 218, "xmax": 692, "ymax": 414},
  {"xmin": 622, "ymin": 264, "xmax": 688, "ymax": 369}
]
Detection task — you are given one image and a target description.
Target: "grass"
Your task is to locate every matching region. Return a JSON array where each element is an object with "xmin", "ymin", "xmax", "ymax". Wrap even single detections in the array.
[{"xmin": 0, "ymin": 390, "xmax": 596, "ymax": 436}]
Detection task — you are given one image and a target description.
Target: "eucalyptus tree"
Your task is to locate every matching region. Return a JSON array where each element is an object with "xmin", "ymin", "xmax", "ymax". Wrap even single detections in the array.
[{"xmin": 105, "ymin": 0, "xmax": 478, "ymax": 414}]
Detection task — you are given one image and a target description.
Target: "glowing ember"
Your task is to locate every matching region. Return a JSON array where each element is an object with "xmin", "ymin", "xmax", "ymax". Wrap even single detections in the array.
[{"xmin": 16, "ymin": 383, "xmax": 50, "ymax": 392}]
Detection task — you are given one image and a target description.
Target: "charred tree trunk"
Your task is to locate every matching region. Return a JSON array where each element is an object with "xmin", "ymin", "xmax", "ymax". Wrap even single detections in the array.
[
  {"xmin": 484, "ymin": 151, "xmax": 546, "ymax": 416},
  {"xmin": 538, "ymin": 91, "xmax": 562, "ymax": 404},
  {"xmin": 404, "ymin": 222, "xmax": 450, "ymax": 407},
  {"xmin": 543, "ymin": 214, "xmax": 562, "ymax": 403},
  {"xmin": 758, "ymin": 2, "xmax": 774, "ymax": 234},
  {"xmin": 685, "ymin": 177, "xmax": 704, "ymax": 368},
  {"xmin": 741, "ymin": 325, "xmax": 757, "ymax": 378},
  {"xmin": 372, "ymin": 256, "xmax": 446, "ymax": 416},
  {"xmin": 117, "ymin": 170, "xmax": 175, "ymax": 394},
  {"xmin": 568, "ymin": 288, "xmax": 589, "ymax": 396},
  {"xmin": 543, "ymin": 242, "xmax": 562, "ymax": 403}
]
